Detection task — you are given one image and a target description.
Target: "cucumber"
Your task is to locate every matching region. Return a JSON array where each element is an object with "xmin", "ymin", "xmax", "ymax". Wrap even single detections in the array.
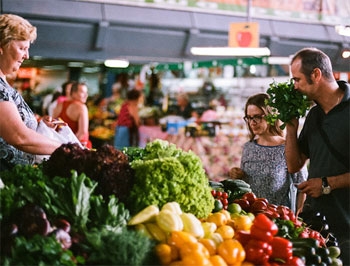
[
  {"xmin": 209, "ymin": 181, "xmax": 224, "ymax": 189},
  {"xmin": 220, "ymin": 179, "xmax": 250, "ymax": 190}
]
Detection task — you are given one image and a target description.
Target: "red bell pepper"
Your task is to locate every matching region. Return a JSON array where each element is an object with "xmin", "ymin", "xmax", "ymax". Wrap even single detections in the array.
[
  {"xmin": 235, "ymin": 230, "xmax": 252, "ymax": 246},
  {"xmin": 270, "ymin": 236, "xmax": 293, "ymax": 262},
  {"xmin": 250, "ymin": 225, "xmax": 273, "ymax": 243},
  {"xmin": 244, "ymin": 239, "xmax": 271, "ymax": 265},
  {"xmin": 253, "ymin": 213, "xmax": 278, "ymax": 236},
  {"xmin": 285, "ymin": 256, "xmax": 305, "ymax": 266}
]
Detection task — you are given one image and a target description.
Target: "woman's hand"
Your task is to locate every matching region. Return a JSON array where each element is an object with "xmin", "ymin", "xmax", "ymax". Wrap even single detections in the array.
[
  {"xmin": 42, "ymin": 116, "xmax": 66, "ymax": 128},
  {"xmin": 229, "ymin": 167, "xmax": 246, "ymax": 179}
]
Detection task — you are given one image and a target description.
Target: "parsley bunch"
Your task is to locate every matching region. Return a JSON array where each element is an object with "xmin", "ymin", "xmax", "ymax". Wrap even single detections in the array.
[{"xmin": 265, "ymin": 80, "xmax": 311, "ymax": 129}]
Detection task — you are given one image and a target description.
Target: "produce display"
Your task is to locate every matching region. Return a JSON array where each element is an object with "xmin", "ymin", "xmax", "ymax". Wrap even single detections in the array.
[
  {"xmin": 265, "ymin": 80, "xmax": 311, "ymax": 129},
  {"xmin": 0, "ymin": 140, "xmax": 343, "ymax": 265},
  {"xmin": 124, "ymin": 140, "xmax": 214, "ymax": 218}
]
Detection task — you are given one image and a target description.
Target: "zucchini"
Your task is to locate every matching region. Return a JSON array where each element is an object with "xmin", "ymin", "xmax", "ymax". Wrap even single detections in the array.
[
  {"xmin": 291, "ymin": 238, "xmax": 320, "ymax": 248},
  {"xmin": 293, "ymin": 246, "xmax": 316, "ymax": 257}
]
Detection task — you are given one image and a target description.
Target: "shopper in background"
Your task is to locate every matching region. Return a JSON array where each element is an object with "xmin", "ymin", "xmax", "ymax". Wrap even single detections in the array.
[
  {"xmin": 0, "ymin": 14, "xmax": 61, "ymax": 171},
  {"xmin": 285, "ymin": 47, "xmax": 349, "ymax": 264},
  {"xmin": 56, "ymin": 80, "xmax": 73, "ymax": 104},
  {"xmin": 230, "ymin": 93, "xmax": 307, "ymax": 214},
  {"xmin": 43, "ymin": 81, "xmax": 73, "ymax": 117},
  {"xmin": 113, "ymin": 89, "xmax": 142, "ymax": 149},
  {"xmin": 41, "ymin": 87, "xmax": 60, "ymax": 116},
  {"xmin": 53, "ymin": 81, "xmax": 91, "ymax": 148},
  {"xmin": 99, "ymin": 81, "xmax": 123, "ymax": 119},
  {"xmin": 173, "ymin": 92, "xmax": 197, "ymax": 120}
]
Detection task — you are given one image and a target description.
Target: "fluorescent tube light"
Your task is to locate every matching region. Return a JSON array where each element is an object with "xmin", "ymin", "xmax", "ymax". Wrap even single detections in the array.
[
  {"xmin": 104, "ymin": 59, "xmax": 129, "ymax": 68},
  {"xmin": 190, "ymin": 47, "xmax": 271, "ymax": 57},
  {"xmin": 68, "ymin": 62, "xmax": 84, "ymax": 68},
  {"xmin": 267, "ymin": 56, "xmax": 291, "ymax": 65}
]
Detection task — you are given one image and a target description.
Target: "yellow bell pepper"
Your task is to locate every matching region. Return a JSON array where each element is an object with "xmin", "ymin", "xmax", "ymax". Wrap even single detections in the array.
[{"xmin": 217, "ymin": 239, "xmax": 245, "ymax": 265}]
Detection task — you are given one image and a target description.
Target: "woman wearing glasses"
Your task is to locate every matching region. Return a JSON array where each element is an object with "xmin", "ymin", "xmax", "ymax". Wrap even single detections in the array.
[{"xmin": 230, "ymin": 93, "xmax": 307, "ymax": 215}]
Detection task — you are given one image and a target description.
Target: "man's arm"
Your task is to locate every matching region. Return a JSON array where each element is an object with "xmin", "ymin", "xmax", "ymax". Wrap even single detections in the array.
[
  {"xmin": 285, "ymin": 118, "xmax": 308, "ymax": 173},
  {"xmin": 298, "ymin": 172, "xmax": 350, "ymax": 198}
]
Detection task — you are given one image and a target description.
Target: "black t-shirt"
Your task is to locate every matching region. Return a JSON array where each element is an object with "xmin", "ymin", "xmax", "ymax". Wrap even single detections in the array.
[{"xmin": 298, "ymin": 80, "xmax": 350, "ymax": 238}]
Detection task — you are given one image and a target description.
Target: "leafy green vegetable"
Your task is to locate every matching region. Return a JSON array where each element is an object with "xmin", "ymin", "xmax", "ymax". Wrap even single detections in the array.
[
  {"xmin": 88, "ymin": 194, "xmax": 130, "ymax": 231},
  {"xmin": 127, "ymin": 139, "xmax": 214, "ymax": 218},
  {"xmin": 1, "ymin": 234, "xmax": 81, "ymax": 266},
  {"xmin": 122, "ymin": 146, "xmax": 146, "ymax": 162},
  {"xmin": 274, "ymin": 218, "xmax": 305, "ymax": 239},
  {"xmin": 1, "ymin": 164, "xmax": 133, "ymax": 264},
  {"xmin": 265, "ymin": 80, "xmax": 311, "ymax": 129},
  {"xmin": 83, "ymin": 227, "xmax": 156, "ymax": 266}
]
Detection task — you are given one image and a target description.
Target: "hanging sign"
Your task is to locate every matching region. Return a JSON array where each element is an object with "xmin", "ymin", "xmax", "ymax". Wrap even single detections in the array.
[{"xmin": 228, "ymin": 22, "xmax": 260, "ymax": 48}]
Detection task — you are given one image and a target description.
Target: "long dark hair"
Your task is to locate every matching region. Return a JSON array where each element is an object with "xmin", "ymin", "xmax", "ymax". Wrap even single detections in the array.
[{"xmin": 244, "ymin": 93, "xmax": 283, "ymax": 141}]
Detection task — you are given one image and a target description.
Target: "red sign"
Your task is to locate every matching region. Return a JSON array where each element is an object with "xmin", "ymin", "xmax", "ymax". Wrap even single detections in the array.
[{"xmin": 228, "ymin": 22, "xmax": 259, "ymax": 48}]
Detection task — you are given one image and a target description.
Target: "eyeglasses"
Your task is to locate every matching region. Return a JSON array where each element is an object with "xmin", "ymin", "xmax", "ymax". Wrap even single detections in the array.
[{"xmin": 243, "ymin": 115, "xmax": 265, "ymax": 123}]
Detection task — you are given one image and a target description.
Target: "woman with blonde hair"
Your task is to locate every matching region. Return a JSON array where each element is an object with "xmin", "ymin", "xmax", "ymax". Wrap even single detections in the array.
[{"xmin": 0, "ymin": 14, "xmax": 61, "ymax": 171}]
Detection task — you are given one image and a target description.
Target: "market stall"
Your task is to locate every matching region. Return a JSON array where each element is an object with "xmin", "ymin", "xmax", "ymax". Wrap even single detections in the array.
[{"xmin": 0, "ymin": 141, "xmax": 342, "ymax": 266}]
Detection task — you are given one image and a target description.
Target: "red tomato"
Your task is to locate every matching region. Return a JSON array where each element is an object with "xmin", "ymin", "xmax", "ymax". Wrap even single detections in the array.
[
  {"xmin": 221, "ymin": 192, "xmax": 228, "ymax": 199},
  {"xmin": 250, "ymin": 200, "xmax": 268, "ymax": 213},
  {"xmin": 221, "ymin": 198, "xmax": 229, "ymax": 206},
  {"xmin": 242, "ymin": 192, "xmax": 257, "ymax": 204},
  {"xmin": 216, "ymin": 191, "xmax": 223, "ymax": 197},
  {"xmin": 211, "ymin": 190, "xmax": 217, "ymax": 197},
  {"xmin": 255, "ymin": 197, "xmax": 269, "ymax": 204}
]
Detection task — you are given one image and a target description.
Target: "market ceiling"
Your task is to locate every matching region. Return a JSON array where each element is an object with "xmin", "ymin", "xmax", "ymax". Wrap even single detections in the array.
[{"xmin": 2, "ymin": 0, "xmax": 350, "ymax": 72}]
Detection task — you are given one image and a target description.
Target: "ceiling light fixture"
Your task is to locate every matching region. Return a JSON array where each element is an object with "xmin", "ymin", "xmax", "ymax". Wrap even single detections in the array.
[
  {"xmin": 335, "ymin": 25, "xmax": 350, "ymax": 37},
  {"xmin": 190, "ymin": 47, "xmax": 271, "ymax": 57},
  {"xmin": 104, "ymin": 59, "xmax": 129, "ymax": 68},
  {"xmin": 68, "ymin": 62, "xmax": 84, "ymax": 68},
  {"xmin": 342, "ymin": 50, "xmax": 350, "ymax": 59},
  {"xmin": 267, "ymin": 56, "xmax": 291, "ymax": 65}
]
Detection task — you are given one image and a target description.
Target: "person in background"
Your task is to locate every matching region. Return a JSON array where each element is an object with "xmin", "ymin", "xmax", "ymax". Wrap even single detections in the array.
[
  {"xmin": 230, "ymin": 93, "xmax": 307, "ymax": 214},
  {"xmin": 285, "ymin": 47, "xmax": 349, "ymax": 264},
  {"xmin": 0, "ymin": 14, "xmax": 62, "ymax": 171},
  {"xmin": 53, "ymin": 81, "xmax": 91, "ymax": 148},
  {"xmin": 41, "ymin": 87, "xmax": 59, "ymax": 116},
  {"xmin": 42, "ymin": 81, "xmax": 73, "ymax": 117},
  {"xmin": 114, "ymin": 89, "xmax": 142, "ymax": 149},
  {"xmin": 56, "ymin": 80, "xmax": 73, "ymax": 104},
  {"xmin": 99, "ymin": 81, "xmax": 123, "ymax": 119},
  {"xmin": 200, "ymin": 99, "xmax": 219, "ymax": 122},
  {"xmin": 174, "ymin": 92, "xmax": 197, "ymax": 120}
]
